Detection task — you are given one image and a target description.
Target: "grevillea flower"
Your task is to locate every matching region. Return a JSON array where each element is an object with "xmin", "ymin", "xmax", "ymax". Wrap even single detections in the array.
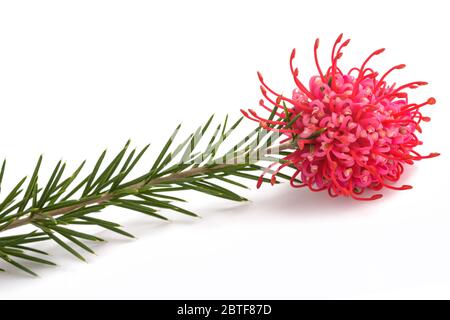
[{"xmin": 242, "ymin": 34, "xmax": 439, "ymax": 200}]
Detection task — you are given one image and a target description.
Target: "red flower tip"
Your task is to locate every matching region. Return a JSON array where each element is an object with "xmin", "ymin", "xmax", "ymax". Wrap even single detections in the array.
[
  {"xmin": 240, "ymin": 109, "xmax": 250, "ymax": 118},
  {"xmin": 257, "ymin": 71, "xmax": 264, "ymax": 82},
  {"xmin": 314, "ymin": 38, "xmax": 320, "ymax": 49},
  {"xmin": 290, "ymin": 48, "xmax": 296, "ymax": 60},
  {"xmin": 244, "ymin": 35, "xmax": 437, "ymax": 200},
  {"xmin": 260, "ymin": 85, "xmax": 267, "ymax": 95},
  {"xmin": 248, "ymin": 109, "xmax": 258, "ymax": 117},
  {"xmin": 270, "ymin": 175, "xmax": 277, "ymax": 186},
  {"xmin": 370, "ymin": 194, "xmax": 383, "ymax": 201},
  {"xmin": 256, "ymin": 176, "xmax": 264, "ymax": 189},
  {"xmin": 429, "ymin": 152, "xmax": 440, "ymax": 158},
  {"xmin": 374, "ymin": 48, "xmax": 386, "ymax": 55},
  {"xmin": 275, "ymin": 95, "xmax": 282, "ymax": 105}
]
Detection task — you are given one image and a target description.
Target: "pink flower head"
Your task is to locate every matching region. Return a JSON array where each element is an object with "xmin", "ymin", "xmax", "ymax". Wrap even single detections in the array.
[{"xmin": 242, "ymin": 34, "xmax": 439, "ymax": 200}]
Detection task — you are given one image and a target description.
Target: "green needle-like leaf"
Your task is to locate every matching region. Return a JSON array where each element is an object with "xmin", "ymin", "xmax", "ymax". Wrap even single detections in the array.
[
  {"xmin": 2, "ymin": 249, "xmax": 56, "ymax": 266},
  {"xmin": 148, "ymin": 124, "xmax": 182, "ymax": 178},
  {"xmin": 82, "ymin": 149, "xmax": 107, "ymax": 197},
  {"xmin": 37, "ymin": 160, "xmax": 62, "ymax": 208},
  {"xmin": 0, "ymin": 177, "xmax": 27, "ymax": 219},
  {"xmin": 37, "ymin": 227, "xmax": 86, "ymax": 262},
  {"xmin": 114, "ymin": 200, "xmax": 168, "ymax": 221},
  {"xmin": 0, "ymin": 255, "xmax": 38, "ymax": 276},
  {"xmin": 18, "ymin": 155, "xmax": 42, "ymax": 213},
  {"xmin": 0, "ymin": 159, "xmax": 6, "ymax": 193}
]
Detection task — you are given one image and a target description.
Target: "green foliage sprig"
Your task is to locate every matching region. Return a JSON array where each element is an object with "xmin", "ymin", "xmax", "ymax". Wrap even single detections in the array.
[{"xmin": 0, "ymin": 111, "xmax": 298, "ymax": 276}]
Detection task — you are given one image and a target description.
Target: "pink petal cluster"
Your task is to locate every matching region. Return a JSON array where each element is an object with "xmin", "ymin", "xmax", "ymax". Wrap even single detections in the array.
[{"xmin": 242, "ymin": 34, "xmax": 438, "ymax": 200}]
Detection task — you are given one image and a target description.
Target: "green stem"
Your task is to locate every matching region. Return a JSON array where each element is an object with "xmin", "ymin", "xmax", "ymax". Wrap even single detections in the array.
[{"xmin": 3, "ymin": 141, "xmax": 294, "ymax": 231}]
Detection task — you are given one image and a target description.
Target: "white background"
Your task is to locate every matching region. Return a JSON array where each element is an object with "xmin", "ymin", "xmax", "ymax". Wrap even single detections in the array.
[{"xmin": 0, "ymin": 0, "xmax": 449, "ymax": 299}]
